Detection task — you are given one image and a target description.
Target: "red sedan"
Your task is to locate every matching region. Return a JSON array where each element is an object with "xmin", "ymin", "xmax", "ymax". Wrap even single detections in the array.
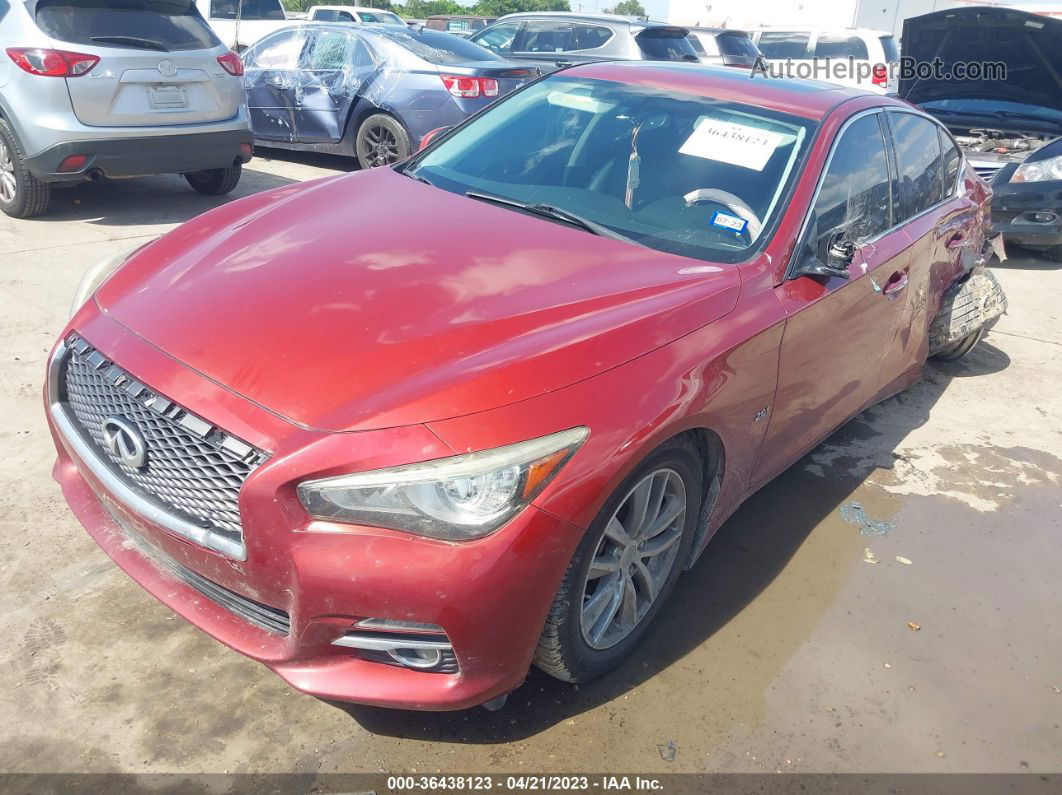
[{"xmin": 47, "ymin": 62, "xmax": 1006, "ymax": 711}]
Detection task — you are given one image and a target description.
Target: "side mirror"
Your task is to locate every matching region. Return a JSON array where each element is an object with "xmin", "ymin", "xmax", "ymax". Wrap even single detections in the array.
[
  {"xmin": 795, "ymin": 228, "xmax": 855, "ymax": 281},
  {"xmin": 419, "ymin": 126, "xmax": 452, "ymax": 151}
]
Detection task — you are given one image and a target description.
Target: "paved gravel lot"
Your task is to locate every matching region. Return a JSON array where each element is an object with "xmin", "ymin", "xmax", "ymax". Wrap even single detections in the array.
[{"xmin": 1, "ymin": 151, "xmax": 1060, "ymax": 775}]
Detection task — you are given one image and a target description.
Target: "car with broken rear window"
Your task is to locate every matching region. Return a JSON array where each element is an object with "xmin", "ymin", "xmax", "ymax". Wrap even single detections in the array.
[
  {"xmin": 899, "ymin": 6, "xmax": 1062, "ymax": 262},
  {"xmin": 47, "ymin": 62, "xmax": 1005, "ymax": 711}
]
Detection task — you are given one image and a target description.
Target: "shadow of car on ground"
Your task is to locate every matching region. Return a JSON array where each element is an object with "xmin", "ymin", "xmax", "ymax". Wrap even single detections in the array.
[{"xmin": 332, "ymin": 340, "xmax": 1011, "ymax": 742}]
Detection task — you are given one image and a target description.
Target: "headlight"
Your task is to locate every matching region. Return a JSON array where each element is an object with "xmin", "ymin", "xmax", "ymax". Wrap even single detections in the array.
[
  {"xmin": 69, "ymin": 240, "xmax": 153, "ymax": 318},
  {"xmin": 1011, "ymin": 154, "xmax": 1062, "ymax": 183},
  {"xmin": 297, "ymin": 427, "xmax": 589, "ymax": 540}
]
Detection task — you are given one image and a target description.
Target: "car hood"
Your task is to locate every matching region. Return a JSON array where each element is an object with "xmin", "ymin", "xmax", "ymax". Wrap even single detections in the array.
[
  {"xmin": 95, "ymin": 168, "xmax": 740, "ymax": 433},
  {"xmin": 899, "ymin": 8, "xmax": 1062, "ymax": 126}
]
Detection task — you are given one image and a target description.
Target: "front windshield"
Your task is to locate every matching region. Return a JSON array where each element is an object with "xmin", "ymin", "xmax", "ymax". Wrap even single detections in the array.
[{"xmin": 407, "ymin": 76, "xmax": 815, "ymax": 263}]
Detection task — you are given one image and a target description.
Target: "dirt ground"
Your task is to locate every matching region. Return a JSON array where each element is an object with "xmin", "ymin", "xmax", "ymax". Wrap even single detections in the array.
[{"xmin": 1, "ymin": 152, "xmax": 1059, "ymax": 776}]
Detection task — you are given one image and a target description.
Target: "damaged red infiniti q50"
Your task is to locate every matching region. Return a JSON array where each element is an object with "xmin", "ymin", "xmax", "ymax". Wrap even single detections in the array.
[{"xmin": 46, "ymin": 63, "xmax": 1006, "ymax": 711}]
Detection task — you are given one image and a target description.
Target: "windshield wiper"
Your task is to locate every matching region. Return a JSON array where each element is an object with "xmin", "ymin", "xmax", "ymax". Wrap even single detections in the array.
[
  {"xmin": 91, "ymin": 35, "xmax": 169, "ymax": 51},
  {"xmin": 403, "ymin": 170, "xmax": 435, "ymax": 188},
  {"xmin": 465, "ymin": 190, "xmax": 637, "ymax": 244}
]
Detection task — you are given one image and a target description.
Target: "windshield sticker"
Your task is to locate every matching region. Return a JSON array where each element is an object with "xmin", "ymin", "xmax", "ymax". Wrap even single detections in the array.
[
  {"xmin": 679, "ymin": 119, "xmax": 785, "ymax": 171},
  {"xmin": 710, "ymin": 211, "xmax": 748, "ymax": 234}
]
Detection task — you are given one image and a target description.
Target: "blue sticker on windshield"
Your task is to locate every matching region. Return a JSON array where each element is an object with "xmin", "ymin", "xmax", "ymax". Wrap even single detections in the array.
[{"xmin": 710, "ymin": 211, "xmax": 747, "ymax": 234}]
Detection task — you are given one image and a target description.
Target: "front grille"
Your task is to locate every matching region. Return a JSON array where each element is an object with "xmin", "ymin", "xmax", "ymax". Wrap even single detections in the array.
[{"xmin": 57, "ymin": 334, "xmax": 266, "ymax": 554}]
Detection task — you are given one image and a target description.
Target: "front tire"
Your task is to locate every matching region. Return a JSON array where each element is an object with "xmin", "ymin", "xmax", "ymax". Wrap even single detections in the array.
[
  {"xmin": 185, "ymin": 163, "xmax": 242, "ymax": 196},
  {"xmin": 534, "ymin": 435, "xmax": 704, "ymax": 683},
  {"xmin": 0, "ymin": 119, "xmax": 51, "ymax": 218},
  {"xmin": 355, "ymin": 113, "xmax": 411, "ymax": 170}
]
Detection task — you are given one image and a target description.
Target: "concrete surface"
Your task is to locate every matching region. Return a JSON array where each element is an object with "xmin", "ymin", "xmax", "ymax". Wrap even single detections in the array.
[{"xmin": 1, "ymin": 152, "xmax": 1059, "ymax": 775}]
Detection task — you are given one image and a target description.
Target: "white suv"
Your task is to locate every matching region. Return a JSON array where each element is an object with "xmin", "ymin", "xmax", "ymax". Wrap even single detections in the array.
[
  {"xmin": 750, "ymin": 27, "xmax": 900, "ymax": 93},
  {"xmin": 0, "ymin": 0, "xmax": 252, "ymax": 218}
]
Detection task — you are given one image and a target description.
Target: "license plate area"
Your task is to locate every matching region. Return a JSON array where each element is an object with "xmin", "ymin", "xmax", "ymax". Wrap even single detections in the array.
[{"xmin": 148, "ymin": 84, "xmax": 187, "ymax": 109}]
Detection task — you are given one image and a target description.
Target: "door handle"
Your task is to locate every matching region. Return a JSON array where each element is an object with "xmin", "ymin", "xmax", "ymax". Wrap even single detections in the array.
[{"xmin": 882, "ymin": 269, "xmax": 909, "ymax": 297}]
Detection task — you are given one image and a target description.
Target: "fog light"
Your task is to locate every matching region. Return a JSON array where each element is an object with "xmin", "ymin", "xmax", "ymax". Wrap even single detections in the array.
[{"xmin": 332, "ymin": 621, "xmax": 458, "ymax": 673}]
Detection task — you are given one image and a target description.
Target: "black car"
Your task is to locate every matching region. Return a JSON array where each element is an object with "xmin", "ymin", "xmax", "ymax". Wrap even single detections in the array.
[{"xmin": 900, "ymin": 7, "xmax": 1062, "ymax": 261}]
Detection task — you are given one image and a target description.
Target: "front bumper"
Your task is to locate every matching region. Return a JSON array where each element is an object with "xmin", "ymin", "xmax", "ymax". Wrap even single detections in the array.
[
  {"xmin": 46, "ymin": 316, "xmax": 583, "ymax": 711},
  {"xmin": 988, "ymin": 177, "xmax": 1062, "ymax": 249},
  {"xmin": 25, "ymin": 128, "xmax": 254, "ymax": 183}
]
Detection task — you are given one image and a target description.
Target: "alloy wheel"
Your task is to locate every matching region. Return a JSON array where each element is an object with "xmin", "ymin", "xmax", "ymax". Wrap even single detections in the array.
[
  {"xmin": 0, "ymin": 138, "xmax": 16, "ymax": 204},
  {"xmin": 579, "ymin": 468, "xmax": 687, "ymax": 650},
  {"xmin": 363, "ymin": 124, "xmax": 400, "ymax": 167}
]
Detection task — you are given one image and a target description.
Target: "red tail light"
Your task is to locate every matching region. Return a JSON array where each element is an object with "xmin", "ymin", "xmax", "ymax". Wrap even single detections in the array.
[
  {"xmin": 217, "ymin": 51, "xmax": 244, "ymax": 76},
  {"xmin": 440, "ymin": 75, "xmax": 499, "ymax": 99},
  {"xmin": 872, "ymin": 64, "xmax": 888, "ymax": 87},
  {"xmin": 6, "ymin": 47, "xmax": 99, "ymax": 77}
]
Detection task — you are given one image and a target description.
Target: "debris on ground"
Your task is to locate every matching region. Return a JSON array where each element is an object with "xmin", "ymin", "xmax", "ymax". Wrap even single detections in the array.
[
  {"xmin": 657, "ymin": 740, "xmax": 677, "ymax": 762},
  {"xmin": 863, "ymin": 548, "xmax": 879, "ymax": 564},
  {"xmin": 840, "ymin": 502, "xmax": 897, "ymax": 536},
  {"xmin": 936, "ymin": 751, "xmax": 946, "ymax": 759},
  {"xmin": 908, "ymin": 621, "xmax": 921, "ymax": 631},
  {"xmin": 896, "ymin": 556, "xmax": 913, "ymax": 566},
  {"xmin": 883, "ymin": 662, "xmax": 892, "ymax": 669}
]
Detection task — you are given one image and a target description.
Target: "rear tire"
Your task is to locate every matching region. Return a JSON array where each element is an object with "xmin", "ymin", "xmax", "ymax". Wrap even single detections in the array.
[
  {"xmin": 534, "ymin": 435, "xmax": 704, "ymax": 683},
  {"xmin": 185, "ymin": 163, "xmax": 242, "ymax": 196},
  {"xmin": 355, "ymin": 113, "xmax": 411, "ymax": 170},
  {"xmin": 0, "ymin": 119, "xmax": 51, "ymax": 218}
]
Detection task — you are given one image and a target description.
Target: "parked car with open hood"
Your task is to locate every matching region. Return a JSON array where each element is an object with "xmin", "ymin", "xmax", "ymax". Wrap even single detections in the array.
[
  {"xmin": 469, "ymin": 13, "xmax": 698, "ymax": 73},
  {"xmin": 0, "ymin": 0, "xmax": 252, "ymax": 218},
  {"xmin": 900, "ymin": 6, "xmax": 1062, "ymax": 261},
  {"xmin": 242, "ymin": 24, "xmax": 538, "ymax": 169},
  {"xmin": 49, "ymin": 62, "xmax": 1006, "ymax": 711}
]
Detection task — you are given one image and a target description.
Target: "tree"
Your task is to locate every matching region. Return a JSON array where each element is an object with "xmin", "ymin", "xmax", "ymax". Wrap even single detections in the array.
[
  {"xmin": 398, "ymin": 0, "xmax": 466, "ymax": 17},
  {"xmin": 604, "ymin": 0, "xmax": 645, "ymax": 15},
  {"xmin": 473, "ymin": 0, "xmax": 569, "ymax": 17}
]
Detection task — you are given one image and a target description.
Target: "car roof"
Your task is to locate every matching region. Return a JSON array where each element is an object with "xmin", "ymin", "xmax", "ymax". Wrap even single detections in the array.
[
  {"xmin": 688, "ymin": 27, "xmax": 751, "ymax": 36},
  {"xmin": 310, "ymin": 4, "xmax": 399, "ymax": 11},
  {"xmin": 753, "ymin": 26, "xmax": 893, "ymax": 36},
  {"xmin": 563, "ymin": 61, "xmax": 906, "ymax": 120},
  {"xmin": 496, "ymin": 11, "xmax": 676, "ymax": 27}
]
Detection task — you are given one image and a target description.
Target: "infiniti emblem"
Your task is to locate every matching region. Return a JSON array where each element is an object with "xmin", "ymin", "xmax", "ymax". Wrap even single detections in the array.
[
  {"xmin": 101, "ymin": 416, "xmax": 148, "ymax": 469},
  {"xmin": 157, "ymin": 59, "xmax": 177, "ymax": 78}
]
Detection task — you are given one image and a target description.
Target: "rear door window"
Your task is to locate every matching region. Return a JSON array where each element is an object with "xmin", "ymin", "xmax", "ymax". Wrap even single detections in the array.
[
  {"xmin": 813, "ymin": 34, "xmax": 868, "ymax": 59},
  {"xmin": 810, "ymin": 113, "xmax": 892, "ymax": 257},
  {"xmin": 245, "ymin": 28, "xmax": 306, "ymax": 69},
  {"xmin": 472, "ymin": 21, "xmax": 521, "ymax": 54},
  {"xmin": 889, "ymin": 112, "xmax": 945, "ymax": 220},
  {"xmin": 520, "ymin": 21, "xmax": 576, "ymax": 52},
  {"xmin": 574, "ymin": 24, "xmax": 613, "ymax": 50},
  {"xmin": 756, "ymin": 31, "xmax": 809, "ymax": 59},
  {"xmin": 939, "ymin": 127, "xmax": 961, "ymax": 196},
  {"xmin": 36, "ymin": 0, "xmax": 221, "ymax": 51},
  {"xmin": 209, "ymin": 0, "xmax": 284, "ymax": 21}
]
